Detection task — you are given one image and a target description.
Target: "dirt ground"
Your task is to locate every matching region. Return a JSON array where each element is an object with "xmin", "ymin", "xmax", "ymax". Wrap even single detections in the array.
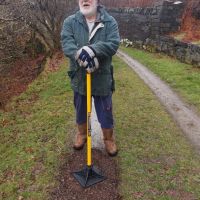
[
  {"xmin": 0, "ymin": 55, "xmax": 45, "ymax": 110},
  {"xmin": 1, "ymin": 53, "xmax": 121, "ymax": 199},
  {"xmin": 50, "ymin": 148, "xmax": 122, "ymax": 200},
  {"xmin": 0, "ymin": 52, "xmax": 63, "ymax": 111}
]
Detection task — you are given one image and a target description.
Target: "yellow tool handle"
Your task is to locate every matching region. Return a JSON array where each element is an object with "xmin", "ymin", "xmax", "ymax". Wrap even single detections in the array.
[{"xmin": 87, "ymin": 73, "xmax": 92, "ymax": 166}]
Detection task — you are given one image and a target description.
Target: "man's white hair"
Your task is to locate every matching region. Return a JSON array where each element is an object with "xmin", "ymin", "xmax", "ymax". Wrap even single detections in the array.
[{"xmin": 79, "ymin": 0, "xmax": 99, "ymax": 17}]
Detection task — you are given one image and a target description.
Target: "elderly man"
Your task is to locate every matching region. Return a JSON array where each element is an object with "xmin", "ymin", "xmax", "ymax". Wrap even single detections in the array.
[{"xmin": 61, "ymin": 0, "xmax": 120, "ymax": 156}]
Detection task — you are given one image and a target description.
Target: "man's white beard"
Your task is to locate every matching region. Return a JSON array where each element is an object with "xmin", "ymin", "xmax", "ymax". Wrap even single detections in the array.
[{"xmin": 79, "ymin": 2, "xmax": 98, "ymax": 17}]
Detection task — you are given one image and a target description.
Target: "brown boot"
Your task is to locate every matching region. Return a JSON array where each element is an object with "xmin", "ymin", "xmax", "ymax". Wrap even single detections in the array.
[
  {"xmin": 73, "ymin": 123, "xmax": 87, "ymax": 150},
  {"xmin": 102, "ymin": 128, "xmax": 118, "ymax": 156}
]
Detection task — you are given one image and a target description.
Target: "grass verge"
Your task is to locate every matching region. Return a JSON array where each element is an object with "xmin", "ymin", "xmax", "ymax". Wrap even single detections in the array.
[
  {"xmin": 0, "ymin": 58, "xmax": 75, "ymax": 200},
  {"xmin": 1, "ymin": 55, "xmax": 200, "ymax": 200},
  {"xmin": 113, "ymin": 56, "xmax": 200, "ymax": 199},
  {"xmin": 120, "ymin": 46, "xmax": 200, "ymax": 113}
]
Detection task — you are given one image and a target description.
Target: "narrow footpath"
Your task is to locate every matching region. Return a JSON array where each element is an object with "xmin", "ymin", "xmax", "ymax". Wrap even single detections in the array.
[
  {"xmin": 117, "ymin": 50, "xmax": 200, "ymax": 154},
  {"xmin": 91, "ymin": 99, "xmax": 105, "ymax": 150}
]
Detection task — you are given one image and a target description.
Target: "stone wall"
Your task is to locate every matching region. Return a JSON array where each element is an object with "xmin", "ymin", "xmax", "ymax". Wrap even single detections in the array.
[
  {"xmin": 142, "ymin": 36, "xmax": 200, "ymax": 67},
  {"xmin": 108, "ymin": 7, "xmax": 154, "ymax": 41},
  {"xmin": 121, "ymin": 36, "xmax": 200, "ymax": 67},
  {"xmin": 101, "ymin": 0, "xmax": 157, "ymax": 8},
  {"xmin": 108, "ymin": 0, "xmax": 200, "ymax": 67},
  {"xmin": 108, "ymin": 0, "xmax": 185, "ymax": 40},
  {"xmin": 192, "ymin": 2, "xmax": 200, "ymax": 20}
]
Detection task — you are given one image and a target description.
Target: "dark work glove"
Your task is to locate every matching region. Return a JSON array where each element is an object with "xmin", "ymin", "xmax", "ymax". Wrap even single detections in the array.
[
  {"xmin": 85, "ymin": 57, "xmax": 99, "ymax": 73},
  {"xmin": 75, "ymin": 46, "xmax": 99, "ymax": 73},
  {"xmin": 75, "ymin": 46, "xmax": 96, "ymax": 68}
]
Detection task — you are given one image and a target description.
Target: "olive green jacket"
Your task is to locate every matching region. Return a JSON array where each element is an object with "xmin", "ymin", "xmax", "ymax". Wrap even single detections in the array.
[{"xmin": 61, "ymin": 6, "xmax": 120, "ymax": 96}]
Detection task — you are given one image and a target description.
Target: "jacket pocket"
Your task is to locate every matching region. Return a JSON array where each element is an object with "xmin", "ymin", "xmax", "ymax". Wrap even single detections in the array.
[
  {"xmin": 67, "ymin": 70, "xmax": 76, "ymax": 79},
  {"xmin": 100, "ymin": 93, "xmax": 112, "ymax": 111}
]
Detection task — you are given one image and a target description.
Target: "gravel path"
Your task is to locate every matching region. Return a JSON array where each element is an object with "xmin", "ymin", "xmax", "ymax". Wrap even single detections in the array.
[
  {"xmin": 117, "ymin": 50, "xmax": 200, "ymax": 154},
  {"xmin": 91, "ymin": 99, "xmax": 105, "ymax": 150}
]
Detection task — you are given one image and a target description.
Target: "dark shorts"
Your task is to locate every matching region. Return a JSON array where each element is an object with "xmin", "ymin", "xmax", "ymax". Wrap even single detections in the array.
[{"xmin": 74, "ymin": 92, "xmax": 114, "ymax": 129}]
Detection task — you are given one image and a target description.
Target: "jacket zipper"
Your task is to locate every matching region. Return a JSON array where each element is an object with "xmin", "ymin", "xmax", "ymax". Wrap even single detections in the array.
[{"xmin": 89, "ymin": 22, "xmax": 104, "ymax": 42}]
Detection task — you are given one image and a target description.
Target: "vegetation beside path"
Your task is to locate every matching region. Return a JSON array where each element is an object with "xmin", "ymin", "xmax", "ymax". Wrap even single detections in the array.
[
  {"xmin": 1, "ymin": 55, "xmax": 200, "ymax": 199},
  {"xmin": 120, "ymin": 46, "xmax": 200, "ymax": 113},
  {"xmin": 113, "ymin": 56, "xmax": 200, "ymax": 199},
  {"xmin": 0, "ymin": 58, "xmax": 75, "ymax": 199}
]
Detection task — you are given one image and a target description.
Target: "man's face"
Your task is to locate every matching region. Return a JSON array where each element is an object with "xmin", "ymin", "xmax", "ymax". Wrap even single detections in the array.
[{"xmin": 79, "ymin": 0, "xmax": 98, "ymax": 17}]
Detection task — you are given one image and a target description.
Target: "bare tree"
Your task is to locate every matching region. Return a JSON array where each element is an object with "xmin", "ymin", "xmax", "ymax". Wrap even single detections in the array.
[
  {"xmin": 0, "ymin": 0, "xmax": 30, "ymax": 66},
  {"xmin": 23, "ymin": 0, "xmax": 76, "ymax": 51},
  {"xmin": 0, "ymin": 0, "xmax": 76, "ymax": 67}
]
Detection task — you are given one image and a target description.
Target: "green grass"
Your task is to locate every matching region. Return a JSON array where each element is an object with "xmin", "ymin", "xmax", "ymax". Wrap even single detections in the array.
[
  {"xmin": 113, "ymin": 56, "xmax": 200, "ymax": 199},
  {"xmin": 120, "ymin": 46, "xmax": 200, "ymax": 113},
  {"xmin": 1, "ymin": 55, "xmax": 200, "ymax": 199},
  {"xmin": 0, "ymin": 58, "xmax": 75, "ymax": 199}
]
